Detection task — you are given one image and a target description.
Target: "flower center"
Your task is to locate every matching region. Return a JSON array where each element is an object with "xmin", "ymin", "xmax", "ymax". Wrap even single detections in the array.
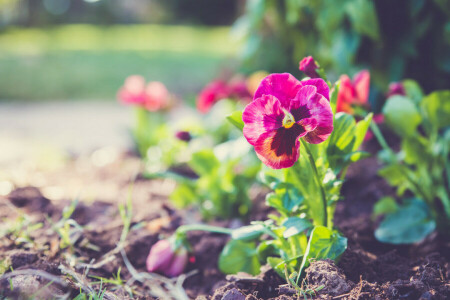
[{"xmin": 282, "ymin": 111, "xmax": 295, "ymax": 129}]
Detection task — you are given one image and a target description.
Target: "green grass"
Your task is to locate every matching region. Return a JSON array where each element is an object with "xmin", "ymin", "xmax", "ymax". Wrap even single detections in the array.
[{"xmin": 0, "ymin": 24, "xmax": 241, "ymax": 101}]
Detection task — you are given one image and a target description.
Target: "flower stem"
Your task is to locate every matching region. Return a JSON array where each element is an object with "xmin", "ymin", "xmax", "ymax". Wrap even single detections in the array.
[
  {"xmin": 176, "ymin": 224, "xmax": 233, "ymax": 235},
  {"xmin": 370, "ymin": 121, "xmax": 432, "ymax": 206},
  {"xmin": 300, "ymin": 139, "xmax": 328, "ymax": 228},
  {"xmin": 370, "ymin": 121, "xmax": 396, "ymax": 161}
]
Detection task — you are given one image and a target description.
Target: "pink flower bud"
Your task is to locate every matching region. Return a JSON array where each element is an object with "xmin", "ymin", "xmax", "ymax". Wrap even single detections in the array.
[
  {"xmin": 299, "ymin": 56, "xmax": 319, "ymax": 78},
  {"xmin": 146, "ymin": 239, "xmax": 188, "ymax": 277},
  {"xmin": 387, "ymin": 82, "xmax": 405, "ymax": 97},
  {"xmin": 175, "ymin": 131, "xmax": 192, "ymax": 142}
]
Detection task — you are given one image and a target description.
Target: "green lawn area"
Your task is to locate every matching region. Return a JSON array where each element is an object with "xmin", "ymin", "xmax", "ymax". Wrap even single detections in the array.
[{"xmin": 0, "ymin": 24, "xmax": 241, "ymax": 101}]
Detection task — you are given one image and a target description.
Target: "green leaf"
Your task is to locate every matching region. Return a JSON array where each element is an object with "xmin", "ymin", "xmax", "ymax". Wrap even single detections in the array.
[
  {"xmin": 401, "ymin": 136, "xmax": 429, "ymax": 165},
  {"xmin": 353, "ymin": 113, "xmax": 373, "ymax": 151},
  {"xmin": 330, "ymin": 81, "xmax": 340, "ymax": 114},
  {"xmin": 257, "ymin": 241, "xmax": 279, "ymax": 263},
  {"xmin": 265, "ymin": 186, "xmax": 304, "ymax": 216},
  {"xmin": 267, "ymin": 257, "xmax": 285, "ymax": 278},
  {"xmin": 226, "ymin": 111, "xmax": 244, "ymax": 132},
  {"xmin": 383, "ymin": 95, "xmax": 422, "ymax": 137},
  {"xmin": 190, "ymin": 150, "xmax": 219, "ymax": 175},
  {"xmin": 327, "ymin": 113, "xmax": 356, "ymax": 170},
  {"xmin": 297, "ymin": 226, "xmax": 347, "ymax": 278},
  {"xmin": 346, "ymin": 0, "xmax": 380, "ymax": 40},
  {"xmin": 282, "ymin": 217, "xmax": 313, "ymax": 238},
  {"xmin": 402, "ymin": 79, "xmax": 424, "ymax": 104},
  {"xmin": 421, "ymin": 90, "xmax": 450, "ymax": 129},
  {"xmin": 378, "ymin": 164, "xmax": 409, "ymax": 186},
  {"xmin": 231, "ymin": 224, "xmax": 265, "ymax": 241},
  {"xmin": 375, "ymin": 198, "xmax": 436, "ymax": 244},
  {"xmin": 219, "ymin": 239, "xmax": 261, "ymax": 275},
  {"xmin": 373, "ymin": 196, "xmax": 398, "ymax": 217},
  {"xmin": 170, "ymin": 183, "xmax": 196, "ymax": 208}
]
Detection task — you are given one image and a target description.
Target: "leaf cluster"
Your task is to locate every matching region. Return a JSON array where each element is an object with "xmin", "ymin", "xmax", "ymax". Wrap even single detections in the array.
[{"xmin": 374, "ymin": 81, "xmax": 450, "ymax": 243}]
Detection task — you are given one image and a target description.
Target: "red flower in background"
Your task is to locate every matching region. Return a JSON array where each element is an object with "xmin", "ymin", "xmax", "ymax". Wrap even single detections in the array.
[
  {"xmin": 196, "ymin": 75, "xmax": 253, "ymax": 113},
  {"xmin": 196, "ymin": 80, "xmax": 229, "ymax": 113},
  {"xmin": 336, "ymin": 70, "xmax": 370, "ymax": 114},
  {"xmin": 118, "ymin": 75, "xmax": 170, "ymax": 111}
]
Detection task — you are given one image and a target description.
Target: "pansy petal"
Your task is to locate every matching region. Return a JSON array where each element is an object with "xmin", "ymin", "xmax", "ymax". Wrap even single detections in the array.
[
  {"xmin": 353, "ymin": 70, "xmax": 370, "ymax": 104},
  {"xmin": 243, "ymin": 94, "xmax": 284, "ymax": 145},
  {"xmin": 254, "ymin": 73, "xmax": 302, "ymax": 108},
  {"xmin": 303, "ymin": 93, "xmax": 334, "ymax": 144},
  {"xmin": 298, "ymin": 117, "xmax": 318, "ymax": 132},
  {"xmin": 299, "ymin": 78, "xmax": 330, "ymax": 101},
  {"xmin": 254, "ymin": 125, "xmax": 305, "ymax": 169},
  {"xmin": 290, "ymin": 85, "xmax": 317, "ymax": 121}
]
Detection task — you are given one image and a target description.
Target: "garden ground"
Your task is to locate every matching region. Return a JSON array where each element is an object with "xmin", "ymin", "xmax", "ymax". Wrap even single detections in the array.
[{"xmin": 0, "ymin": 129, "xmax": 448, "ymax": 299}]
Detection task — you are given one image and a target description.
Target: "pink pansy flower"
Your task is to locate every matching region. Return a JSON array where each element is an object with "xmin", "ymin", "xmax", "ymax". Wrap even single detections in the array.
[
  {"xmin": 144, "ymin": 81, "xmax": 169, "ymax": 112},
  {"xmin": 118, "ymin": 75, "xmax": 147, "ymax": 106},
  {"xmin": 387, "ymin": 82, "xmax": 406, "ymax": 97},
  {"xmin": 299, "ymin": 56, "xmax": 319, "ymax": 78},
  {"xmin": 146, "ymin": 239, "xmax": 188, "ymax": 277},
  {"xmin": 243, "ymin": 73, "xmax": 333, "ymax": 169},
  {"xmin": 196, "ymin": 80, "xmax": 229, "ymax": 113},
  {"xmin": 336, "ymin": 70, "xmax": 370, "ymax": 114}
]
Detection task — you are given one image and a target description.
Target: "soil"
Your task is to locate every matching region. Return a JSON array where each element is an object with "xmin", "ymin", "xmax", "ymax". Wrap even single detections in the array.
[{"xmin": 0, "ymin": 148, "xmax": 449, "ymax": 299}]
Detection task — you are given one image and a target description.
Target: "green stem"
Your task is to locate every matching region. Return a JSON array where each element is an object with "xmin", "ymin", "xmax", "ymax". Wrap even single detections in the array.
[
  {"xmin": 370, "ymin": 122, "xmax": 432, "ymax": 205},
  {"xmin": 370, "ymin": 122, "xmax": 395, "ymax": 160},
  {"xmin": 300, "ymin": 140, "xmax": 328, "ymax": 228},
  {"xmin": 176, "ymin": 224, "xmax": 233, "ymax": 235}
]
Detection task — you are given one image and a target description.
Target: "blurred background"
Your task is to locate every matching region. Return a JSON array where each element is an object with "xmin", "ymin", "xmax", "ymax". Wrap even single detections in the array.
[{"xmin": 0, "ymin": 0, "xmax": 449, "ymax": 158}]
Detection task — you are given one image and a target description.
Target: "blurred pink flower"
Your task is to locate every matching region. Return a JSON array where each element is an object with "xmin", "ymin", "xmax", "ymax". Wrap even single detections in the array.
[
  {"xmin": 196, "ymin": 80, "xmax": 229, "ymax": 113},
  {"xmin": 146, "ymin": 239, "xmax": 188, "ymax": 277},
  {"xmin": 118, "ymin": 76, "xmax": 170, "ymax": 111},
  {"xmin": 336, "ymin": 70, "xmax": 370, "ymax": 114},
  {"xmin": 299, "ymin": 56, "xmax": 319, "ymax": 78},
  {"xmin": 387, "ymin": 82, "xmax": 406, "ymax": 98},
  {"xmin": 144, "ymin": 81, "xmax": 170, "ymax": 111},
  {"xmin": 118, "ymin": 75, "xmax": 147, "ymax": 106}
]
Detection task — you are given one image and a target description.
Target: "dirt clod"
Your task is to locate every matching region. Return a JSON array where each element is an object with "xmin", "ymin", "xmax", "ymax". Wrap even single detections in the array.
[
  {"xmin": 221, "ymin": 288, "xmax": 246, "ymax": 300},
  {"xmin": 305, "ymin": 259, "xmax": 354, "ymax": 297}
]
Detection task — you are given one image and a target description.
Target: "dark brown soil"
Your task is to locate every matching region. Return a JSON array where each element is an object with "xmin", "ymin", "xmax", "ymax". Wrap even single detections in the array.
[{"xmin": 0, "ymin": 153, "xmax": 449, "ymax": 299}]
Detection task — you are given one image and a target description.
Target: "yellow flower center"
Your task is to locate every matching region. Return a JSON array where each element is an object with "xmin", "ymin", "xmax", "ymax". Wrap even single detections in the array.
[{"xmin": 282, "ymin": 111, "xmax": 295, "ymax": 129}]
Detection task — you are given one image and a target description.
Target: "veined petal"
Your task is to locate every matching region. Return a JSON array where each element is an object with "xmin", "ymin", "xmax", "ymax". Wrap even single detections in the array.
[
  {"xmin": 290, "ymin": 85, "xmax": 317, "ymax": 121},
  {"xmin": 243, "ymin": 94, "xmax": 284, "ymax": 145},
  {"xmin": 254, "ymin": 125, "xmax": 305, "ymax": 169},
  {"xmin": 302, "ymin": 93, "xmax": 334, "ymax": 144},
  {"xmin": 298, "ymin": 117, "xmax": 318, "ymax": 132},
  {"xmin": 254, "ymin": 73, "xmax": 302, "ymax": 109},
  {"xmin": 299, "ymin": 78, "xmax": 330, "ymax": 101}
]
